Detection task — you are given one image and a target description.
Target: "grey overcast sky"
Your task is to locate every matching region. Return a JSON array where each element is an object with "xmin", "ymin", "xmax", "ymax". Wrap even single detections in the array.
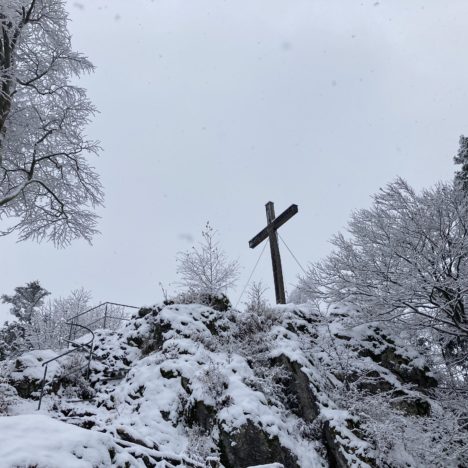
[{"xmin": 1, "ymin": 0, "xmax": 466, "ymax": 323}]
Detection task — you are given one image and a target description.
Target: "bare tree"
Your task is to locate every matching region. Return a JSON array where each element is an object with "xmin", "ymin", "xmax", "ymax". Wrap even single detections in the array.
[
  {"xmin": 244, "ymin": 281, "xmax": 269, "ymax": 313},
  {"xmin": 176, "ymin": 222, "xmax": 240, "ymax": 298},
  {"xmin": 30, "ymin": 287, "xmax": 92, "ymax": 349},
  {"xmin": 0, "ymin": 0, "xmax": 103, "ymax": 246}
]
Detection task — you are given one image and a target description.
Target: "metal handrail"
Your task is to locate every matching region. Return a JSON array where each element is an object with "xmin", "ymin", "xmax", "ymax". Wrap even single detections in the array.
[
  {"xmin": 67, "ymin": 302, "xmax": 139, "ymax": 341},
  {"xmin": 37, "ymin": 302, "xmax": 139, "ymax": 410},
  {"xmin": 37, "ymin": 323, "xmax": 95, "ymax": 410},
  {"xmin": 68, "ymin": 302, "xmax": 139, "ymax": 322}
]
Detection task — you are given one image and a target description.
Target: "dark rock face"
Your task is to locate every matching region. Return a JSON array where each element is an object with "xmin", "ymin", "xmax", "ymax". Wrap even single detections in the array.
[
  {"xmin": 126, "ymin": 305, "xmax": 167, "ymax": 354},
  {"xmin": 351, "ymin": 367, "xmax": 432, "ymax": 417},
  {"xmin": 203, "ymin": 294, "xmax": 231, "ymax": 312},
  {"xmin": 159, "ymin": 367, "xmax": 179, "ymax": 380},
  {"xmin": 180, "ymin": 293, "xmax": 231, "ymax": 312},
  {"xmin": 137, "ymin": 307, "xmax": 154, "ymax": 318},
  {"xmin": 393, "ymin": 395, "xmax": 431, "ymax": 417},
  {"xmin": 349, "ymin": 329, "xmax": 436, "ymax": 417},
  {"xmin": 272, "ymin": 354, "xmax": 320, "ymax": 423},
  {"xmin": 9, "ymin": 371, "xmax": 66, "ymax": 400},
  {"xmin": 116, "ymin": 427, "xmax": 156, "ymax": 450},
  {"xmin": 354, "ymin": 370, "xmax": 394, "ymax": 394},
  {"xmin": 8, "ymin": 357, "xmax": 46, "ymax": 399},
  {"xmin": 270, "ymin": 355, "xmax": 376, "ymax": 467},
  {"xmin": 136, "ymin": 322, "xmax": 170, "ymax": 356},
  {"xmin": 8, "ymin": 376, "xmax": 41, "ymax": 399},
  {"xmin": 186, "ymin": 400, "xmax": 216, "ymax": 432},
  {"xmin": 219, "ymin": 421, "xmax": 299, "ymax": 468},
  {"xmin": 322, "ymin": 420, "xmax": 377, "ymax": 468},
  {"xmin": 322, "ymin": 420, "xmax": 376, "ymax": 468},
  {"xmin": 322, "ymin": 421, "xmax": 350, "ymax": 468},
  {"xmin": 357, "ymin": 328, "xmax": 438, "ymax": 391}
]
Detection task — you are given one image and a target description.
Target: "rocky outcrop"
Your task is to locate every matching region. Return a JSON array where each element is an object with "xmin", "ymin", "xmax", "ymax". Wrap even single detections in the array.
[
  {"xmin": 356, "ymin": 328, "xmax": 438, "ymax": 391},
  {"xmin": 329, "ymin": 322, "xmax": 436, "ymax": 419},
  {"xmin": 271, "ymin": 354, "xmax": 320, "ymax": 423},
  {"xmin": 186, "ymin": 400, "xmax": 216, "ymax": 432},
  {"xmin": 2, "ymin": 302, "xmax": 445, "ymax": 467},
  {"xmin": 7, "ymin": 350, "xmax": 61, "ymax": 399},
  {"xmin": 219, "ymin": 421, "xmax": 299, "ymax": 468}
]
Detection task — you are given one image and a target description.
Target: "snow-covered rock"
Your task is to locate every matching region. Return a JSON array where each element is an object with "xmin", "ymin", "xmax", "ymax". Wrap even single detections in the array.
[
  {"xmin": 7, "ymin": 349, "xmax": 60, "ymax": 398},
  {"xmin": 0, "ymin": 301, "xmax": 446, "ymax": 467}
]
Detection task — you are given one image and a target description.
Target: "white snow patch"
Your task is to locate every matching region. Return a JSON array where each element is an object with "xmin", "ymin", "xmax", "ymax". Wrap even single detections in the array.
[
  {"xmin": 0, "ymin": 414, "xmax": 115, "ymax": 467},
  {"xmin": 247, "ymin": 464, "xmax": 285, "ymax": 468},
  {"xmin": 9, "ymin": 349, "xmax": 61, "ymax": 381}
]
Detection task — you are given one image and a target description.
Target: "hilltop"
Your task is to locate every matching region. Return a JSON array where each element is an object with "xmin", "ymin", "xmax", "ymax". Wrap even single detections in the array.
[{"xmin": 0, "ymin": 300, "xmax": 453, "ymax": 467}]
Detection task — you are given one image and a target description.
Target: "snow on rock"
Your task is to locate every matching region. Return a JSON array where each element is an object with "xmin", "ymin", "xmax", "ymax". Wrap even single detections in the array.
[
  {"xmin": 0, "ymin": 300, "xmax": 443, "ymax": 467},
  {"xmin": 0, "ymin": 414, "xmax": 123, "ymax": 468},
  {"xmin": 9, "ymin": 349, "xmax": 60, "ymax": 381},
  {"xmin": 89, "ymin": 328, "xmax": 141, "ymax": 386},
  {"xmin": 5, "ymin": 349, "xmax": 62, "ymax": 399},
  {"xmin": 248, "ymin": 464, "xmax": 285, "ymax": 468},
  {"xmin": 65, "ymin": 302, "xmax": 328, "ymax": 466}
]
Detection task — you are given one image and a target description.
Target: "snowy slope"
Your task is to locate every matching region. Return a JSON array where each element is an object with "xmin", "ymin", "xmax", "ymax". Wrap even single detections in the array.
[{"xmin": 0, "ymin": 301, "xmax": 447, "ymax": 467}]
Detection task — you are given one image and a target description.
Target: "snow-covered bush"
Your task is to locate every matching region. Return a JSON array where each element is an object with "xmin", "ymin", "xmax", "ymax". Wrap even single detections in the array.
[
  {"xmin": 0, "ymin": 382, "xmax": 17, "ymax": 415},
  {"xmin": 346, "ymin": 390, "xmax": 467, "ymax": 467},
  {"xmin": 186, "ymin": 426, "xmax": 220, "ymax": 464},
  {"xmin": 196, "ymin": 361, "xmax": 229, "ymax": 406},
  {"xmin": 217, "ymin": 306, "xmax": 298, "ymax": 412},
  {"xmin": 0, "ymin": 363, "xmax": 17, "ymax": 414},
  {"xmin": 0, "ymin": 321, "xmax": 30, "ymax": 360},
  {"xmin": 310, "ymin": 305, "xmax": 468, "ymax": 467},
  {"xmin": 58, "ymin": 354, "xmax": 94, "ymax": 401},
  {"xmin": 174, "ymin": 290, "xmax": 232, "ymax": 312},
  {"xmin": 244, "ymin": 281, "xmax": 270, "ymax": 314}
]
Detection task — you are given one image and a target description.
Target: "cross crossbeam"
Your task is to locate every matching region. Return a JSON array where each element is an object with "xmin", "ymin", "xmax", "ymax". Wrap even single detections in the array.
[
  {"xmin": 249, "ymin": 204, "xmax": 298, "ymax": 249},
  {"xmin": 249, "ymin": 202, "xmax": 298, "ymax": 304}
]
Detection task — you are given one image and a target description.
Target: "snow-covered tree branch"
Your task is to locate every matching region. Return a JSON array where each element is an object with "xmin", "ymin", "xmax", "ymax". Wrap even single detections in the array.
[
  {"xmin": 1, "ymin": 280, "xmax": 49, "ymax": 324},
  {"xmin": 0, "ymin": 0, "xmax": 103, "ymax": 246},
  {"xmin": 299, "ymin": 178, "xmax": 468, "ymax": 378}
]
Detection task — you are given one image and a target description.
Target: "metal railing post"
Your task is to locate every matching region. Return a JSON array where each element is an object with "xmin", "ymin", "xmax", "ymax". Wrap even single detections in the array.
[
  {"xmin": 37, "ymin": 365, "xmax": 48, "ymax": 410},
  {"xmin": 67, "ymin": 314, "xmax": 74, "ymax": 346},
  {"xmin": 103, "ymin": 303, "xmax": 108, "ymax": 329},
  {"xmin": 37, "ymin": 323, "xmax": 96, "ymax": 410},
  {"xmin": 86, "ymin": 337, "xmax": 94, "ymax": 379}
]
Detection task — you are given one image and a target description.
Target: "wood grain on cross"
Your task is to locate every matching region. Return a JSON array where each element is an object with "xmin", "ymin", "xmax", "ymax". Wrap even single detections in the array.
[{"xmin": 249, "ymin": 202, "xmax": 298, "ymax": 304}]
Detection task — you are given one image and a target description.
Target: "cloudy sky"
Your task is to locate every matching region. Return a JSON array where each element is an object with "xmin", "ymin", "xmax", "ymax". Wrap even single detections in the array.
[{"xmin": 1, "ymin": 0, "xmax": 466, "ymax": 323}]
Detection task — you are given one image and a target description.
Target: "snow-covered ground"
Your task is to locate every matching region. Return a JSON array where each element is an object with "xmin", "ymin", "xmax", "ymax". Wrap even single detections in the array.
[
  {"xmin": 0, "ymin": 414, "xmax": 117, "ymax": 468},
  {"xmin": 0, "ymin": 301, "xmax": 454, "ymax": 467}
]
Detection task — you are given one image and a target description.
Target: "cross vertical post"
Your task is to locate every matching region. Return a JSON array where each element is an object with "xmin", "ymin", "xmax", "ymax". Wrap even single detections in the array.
[
  {"xmin": 266, "ymin": 202, "xmax": 286, "ymax": 304},
  {"xmin": 249, "ymin": 201, "xmax": 298, "ymax": 305}
]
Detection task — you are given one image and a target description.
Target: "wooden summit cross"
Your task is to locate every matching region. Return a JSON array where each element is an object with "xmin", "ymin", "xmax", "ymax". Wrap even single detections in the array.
[{"xmin": 249, "ymin": 202, "xmax": 298, "ymax": 304}]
